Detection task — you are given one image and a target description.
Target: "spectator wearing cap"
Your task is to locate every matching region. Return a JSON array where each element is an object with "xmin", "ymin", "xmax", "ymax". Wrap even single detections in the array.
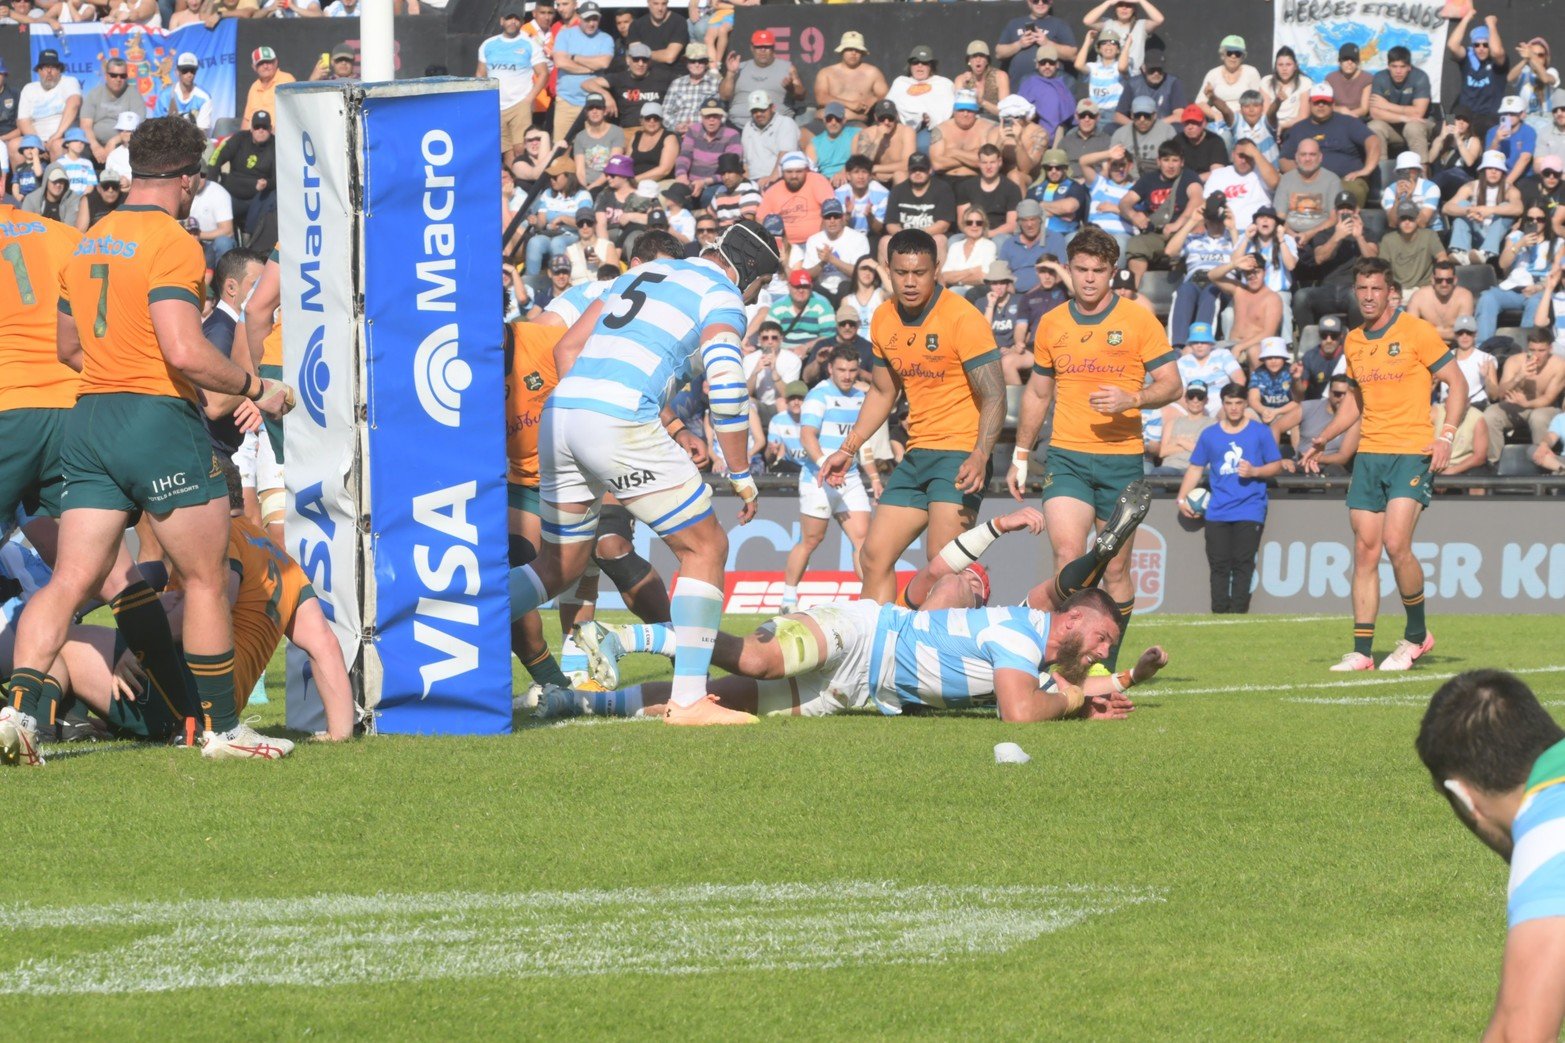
[
  {"xmin": 806, "ymin": 102, "xmax": 861, "ymax": 183},
  {"xmin": 886, "ymin": 45, "xmax": 956, "ymax": 154},
  {"xmin": 99, "ymin": 111, "xmax": 139, "ymax": 184},
  {"xmin": 525, "ymin": 158, "xmax": 592, "ymax": 292},
  {"xmin": 1447, "ymin": 314, "xmax": 1499, "ymax": 410},
  {"xmin": 1108, "ymin": 94, "xmax": 1175, "ymax": 175},
  {"xmin": 851, "ymin": 99, "xmax": 915, "ymax": 185},
  {"xmin": 625, "ymin": 101, "xmax": 677, "ymax": 181},
  {"xmin": 835, "ymin": 154, "xmax": 889, "ymax": 237},
  {"xmin": 1115, "ymin": 46, "xmax": 1185, "ymax": 128},
  {"xmin": 801, "ymin": 196, "xmax": 869, "ymax": 300},
  {"xmin": 553, "ymin": 2, "xmax": 615, "ymax": 138},
  {"xmin": 211, "ymin": 109, "xmax": 276, "ymax": 235},
  {"xmin": 243, "ymin": 47, "xmax": 294, "ymax": 131},
  {"xmin": 956, "ymin": 143, "xmax": 1020, "ymax": 243},
  {"xmin": 769, "ymin": 269, "xmax": 835, "ymax": 353},
  {"xmin": 1476, "ymin": 199, "xmax": 1563, "ymax": 339},
  {"xmin": 1367, "ymin": 45, "xmax": 1434, "ymax": 160},
  {"xmin": 1164, "ymin": 191, "xmax": 1236, "ymax": 348},
  {"xmin": 802, "ymin": 301, "xmax": 874, "ymax": 383},
  {"xmin": 764, "ymin": 380, "xmax": 809, "ymax": 473},
  {"xmin": 1027, "ymin": 147, "xmax": 1088, "ymax": 259},
  {"xmin": 1082, "ymin": 0, "xmax": 1163, "ymax": 71},
  {"xmin": 941, "ymin": 207, "xmax": 996, "ymax": 289},
  {"xmin": 719, "ymin": 29, "xmax": 803, "ymax": 129},
  {"xmin": 1406, "ymin": 259, "xmax": 1475, "ymax": 342},
  {"xmin": 187, "ymin": 168, "xmax": 237, "ymax": 269},
  {"xmin": 79, "ymin": 58, "xmax": 142, "ymax": 165},
  {"xmin": 954, "ymin": 40, "xmax": 1009, "ymax": 121},
  {"xmin": 995, "ymin": 0, "xmax": 1078, "ymax": 82},
  {"xmin": 1246, "ymin": 337, "xmax": 1301, "ymax": 441},
  {"xmin": 55, "ymin": 128, "xmax": 95, "ymax": 195},
  {"xmin": 1207, "ymin": 250, "xmax": 1282, "ymax": 368},
  {"xmin": 998, "ymin": 200, "xmax": 1048, "ymax": 292},
  {"xmin": 1152, "ymin": 379, "xmax": 1215, "ymax": 475},
  {"xmin": 740, "ymin": 92, "xmax": 800, "ymax": 186},
  {"xmin": 1177, "ymin": 381, "xmax": 1282, "ymax": 615},
  {"xmin": 1380, "ymin": 151, "xmax": 1441, "ymax": 231},
  {"xmin": 1443, "ymin": 149, "xmax": 1524, "ymax": 264},
  {"xmin": 814, "ymin": 32, "xmax": 888, "ymax": 128},
  {"xmin": 1293, "ymin": 313, "xmax": 1347, "ymax": 400},
  {"xmin": 478, "ymin": 3, "xmax": 548, "ymax": 164},
  {"xmin": 76, "ymin": 167, "xmax": 126, "ymax": 231},
  {"xmin": 675, "ymin": 96, "xmax": 739, "ymax": 194},
  {"xmin": 572, "ymin": 93, "xmax": 626, "ymax": 191},
  {"xmin": 1059, "ymin": 98, "xmax": 1112, "ymax": 179},
  {"xmin": 563, "ymin": 203, "xmax": 619, "ymax": 281},
  {"xmin": 155, "ymin": 52, "xmax": 214, "ymax": 132},
  {"xmin": 1324, "ymin": 42, "xmax": 1372, "ymax": 120},
  {"xmin": 1017, "ymin": 44, "xmax": 1075, "ymax": 141},
  {"xmin": 9, "ymin": 134, "xmax": 44, "ymax": 199},
  {"xmin": 1279, "ymin": 80, "xmax": 1380, "ymax": 206},
  {"xmin": 662, "ymin": 43, "xmax": 720, "ymax": 136},
  {"xmin": 1202, "ymin": 139, "xmax": 1276, "ymax": 232},
  {"xmin": 1534, "ymin": 91, "xmax": 1565, "ymax": 173},
  {"xmin": 310, "ymin": 44, "xmax": 359, "ymax": 81},
  {"xmin": 1119, "ymin": 140, "xmax": 1203, "ymax": 280},
  {"xmin": 1293, "ymin": 190, "xmax": 1377, "ymax": 328},
  {"xmin": 1280, "ymin": 371, "xmax": 1358, "ymax": 474},
  {"xmin": 1486, "ymin": 95, "xmax": 1538, "ymax": 184},
  {"xmin": 626, "ymin": 0, "xmax": 687, "ymax": 76},
  {"xmin": 1075, "ymin": 24, "xmax": 1130, "ymax": 113},
  {"xmin": 1175, "ymin": 103, "xmax": 1230, "ymax": 180},
  {"xmin": 583, "ymin": 42, "xmax": 672, "ymax": 129},
  {"xmin": 705, "ymin": 152, "xmax": 761, "ymax": 225},
  {"xmin": 21, "ymin": 164, "xmax": 79, "ymax": 224},
  {"xmin": 930, "ymin": 91, "xmax": 996, "ymax": 186},
  {"xmin": 1448, "ymin": 11, "xmax": 1509, "ymax": 140},
  {"xmin": 1177, "ymin": 323, "xmax": 1245, "ymax": 416},
  {"xmin": 1197, "ymin": 35, "xmax": 1263, "ymax": 125},
  {"xmin": 592, "ymin": 154, "xmax": 645, "ymax": 243},
  {"xmin": 1381, "ymin": 199, "xmax": 1448, "ymax": 291},
  {"xmin": 882, "ymin": 150, "xmax": 955, "ymax": 260},
  {"xmin": 757, "ymin": 151, "xmax": 834, "ymax": 247},
  {"xmin": 1228, "ymin": 90, "xmax": 1279, "ymax": 165},
  {"xmin": 17, "ymin": 50, "xmax": 80, "ymax": 161}
]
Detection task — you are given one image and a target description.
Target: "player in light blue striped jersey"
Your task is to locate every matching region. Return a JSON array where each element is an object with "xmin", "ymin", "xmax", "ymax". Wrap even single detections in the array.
[
  {"xmin": 507, "ymin": 224, "xmax": 781, "ymax": 726},
  {"xmin": 1417, "ymin": 670, "xmax": 1565, "ymax": 1042}
]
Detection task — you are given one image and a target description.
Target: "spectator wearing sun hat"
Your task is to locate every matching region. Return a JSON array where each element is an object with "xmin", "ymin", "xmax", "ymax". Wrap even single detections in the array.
[
  {"xmin": 16, "ymin": 49, "xmax": 80, "ymax": 160},
  {"xmin": 720, "ymin": 28, "xmax": 803, "ymax": 128},
  {"xmin": 1444, "ymin": 149, "xmax": 1524, "ymax": 263},
  {"xmin": 1381, "ymin": 151, "xmax": 1442, "ymax": 232},
  {"xmin": 1485, "ymin": 95, "xmax": 1538, "ymax": 182},
  {"xmin": 243, "ymin": 46, "xmax": 295, "ymax": 130},
  {"xmin": 55, "ymin": 127, "xmax": 96, "ymax": 195},
  {"xmin": 740, "ymin": 89, "xmax": 800, "ymax": 185},
  {"xmin": 813, "ymin": 31, "xmax": 888, "ymax": 128},
  {"xmin": 155, "ymin": 52, "xmax": 214, "ymax": 133},
  {"xmin": 662, "ymin": 43, "xmax": 721, "ymax": 135}
]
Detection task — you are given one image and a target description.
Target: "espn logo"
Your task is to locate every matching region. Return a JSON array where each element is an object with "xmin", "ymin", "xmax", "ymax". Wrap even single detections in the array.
[{"xmin": 724, "ymin": 572, "xmax": 863, "ymax": 613}]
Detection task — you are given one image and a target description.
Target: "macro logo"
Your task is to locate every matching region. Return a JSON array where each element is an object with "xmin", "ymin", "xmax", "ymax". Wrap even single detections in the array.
[
  {"xmin": 412, "ymin": 128, "xmax": 462, "ymax": 426},
  {"xmin": 1128, "ymin": 524, "xmax": 1166, "ymax": 613},
  {"xmin": 300, "ymin": 324, "xmax": 330, "ymax": 426},
  {"xmin": 414, "ymin": 323, "xmax": 469, "ymax": 427}
]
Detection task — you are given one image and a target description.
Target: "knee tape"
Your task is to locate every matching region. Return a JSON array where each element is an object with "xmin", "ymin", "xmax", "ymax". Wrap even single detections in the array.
[
  {"xmin": 593, "ymin": 550, "xmax": 653, "ymax": 592},
  {"xmin": 258, "ymin": 487, "xmax": 286, "ymax": 526},
  {"xmin": 540, "ymin": 500, "xmax": 601, "ymax": 544},
  {"xmin": 597, "ymin": 502, "xmax": 635, "ymax": 543},
  {"xmin": 764, "ymin": 617, "xmax": 823, "ymax": 676},
  {"xmin": 509, "ymin": 533, "xmax": 537, "ymax": 568}
]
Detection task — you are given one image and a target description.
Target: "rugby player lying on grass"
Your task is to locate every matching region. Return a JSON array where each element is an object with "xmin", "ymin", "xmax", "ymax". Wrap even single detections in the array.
[{"xmin": 556, "ymin": 495, "xmax": 1168, "ymax": 721}]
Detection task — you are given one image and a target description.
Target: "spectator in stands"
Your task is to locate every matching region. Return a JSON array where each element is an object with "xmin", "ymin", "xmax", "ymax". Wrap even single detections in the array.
[
  {"xmin": 155, "ymin": 53, "xmax": 214, "ymax": 133},
  {"xmin": 572, "ymin": 94, "xmax": 624, "ymax": 192},
  {"xmin": 1536, "ymin": 99, "xmax": 1565, "ymax": 188},
  {"xmin": 662, "ymin": 44, "xmax": 718, "ymax": 137},
  {"xmin": 1487, "ymin": 95, "xmax": 1537, "ymax": 184},
  {"xmin": 997, "ymin": 94, "xmax": 1049, "ymax": 189},
  {"xmin": 1081, "ymin": 149, "xmax": 1135, "ymax": 250},
  {"xmin": 564, "ymin": 205, "xmax": 619, "ymax": 281},
  {"xmin": 534, "ymin": 256, "xmax": 575, "ymax": 310},
  {"xmin": 74, "ymin": 169, "xmax": 123, "ymax": 232},
  {"xmin": 1293, "ymin": 313, "xmax": 1346, "ymax": 401},
  {"xmin": 771, "ymin": 268, "xmax": 835, "ymax": 353},
  {"xmin": 836, "ymin": 154, "xmax": 888, "ymax": 238},
  {"xmin": 212, "ymin": 110, "xmax": 275, "ymax": 237},
  {"xmin": 741, "ymin": 91, "xmax": 799, "ymax": 187},
  {"xmin": 593, "ymin": 153, "xmax": 643, "ymax": 244},
  {"xmin": 883, "ymin": 151, "xmax": 954, "ymax": 259},
  {"xmin": 802, "ymin": 303, "xmax": 873, "ymax": 383},
  {"xmin": 1152, "ymin": 380, "xmax": 1215, "ymax": 475},
  {"xmin": 511, "ymin": 128, "xmax": 556, "ymax": 197},
  {"xmin": 1116, "ymin": 46, "xmax": 1184, "ymax": 129},
  {"xmin": 720, "ymin": 29, "xmax": 802, "ymax": 129},
  {"xmin": 1482, "ymin": 326, "xmax": 1565, "ymax": 466},
  {"xmin": 243, "ymin": 47, "xmax": 294, "ymax": 130},
  {"xmin": 478, "ymin": 3, "xmax": 548, "ymax": 165},
  {"xmin": 1281, "ymin": 372, "xmax": 1358, "ymax": 473},
  {"xmin": 1476, "ymin": 202, "xmax": 1562, "ymax": 338},
  {"xmin": 1382, "ymin": 201, "xmax": 1448, "ymax": 292},
  {"xmin": 1407, "ymin": 259, "xmax": 1475, "ymax": 341},
  {"xmin": 1427, "ymin": 106, "xmax": 1485, "ymax": 197},
  {"xmin": 1367, "ymin": 46, "xmax": 1433, "ymax": 161},
  {"xmin": 956, "ymin": 143, "xmax": 1019, "ymax": 243},
  {"xmin": 1177, "ymin": 324, "xmax": 1244, "ymax": 413},
  {"xmin": 954, "ymin": 41, "xmax": 1007, "ymax": 121},
  {"xmin": 21, "ymin": 165, "xmax": 78, "ymax": 223},
  {"xmin": 998, "ymin": 200, "xmax": 1047, "ymax": 291},
  {"xmin": 1165, "ymin": 192, "xmax": 1236, "ymax": 348},
  {"xmin": 1075, "ymin": 25, "xmax": 1130, "ymax": 115},
  {"xmin": 1279, "ymin": 82, "xmax": 1381, "ymax": 207},
  {"xmin": 995, "ymin": 0, "xmax": 1078, "ymax": 82},
  {"xmin": 1017, "ymin": 45, "xmax": 1074, "ymax": 141},
  {"xmin": 1444, "ymin": 150, "xmax": 1523, "ymax": 264},
  {"xmin": 606, "ymin": 9, "xmax": 636, "ymax": 74},
  {"xmin": 975, "ymin": 259, "xmax": 1024, "ymax": 361},
  {"xmin": 1247, "ymin": 337, "xmax": 1301, "ymax": 441},
  {"xmin": 187, "ymin": 169, "xmax": 236, "ymax": 269},
  {"xmin": 1533, "ymin": 157, "xmax": 1565, "ymax": 236},
  {"xmin": 255, "ymin": 0, "xmax": 324, "ymax": 17},
  {"xmin": 524, "ymin": 159, "xmax": 591, "ymax": 291},
  {"xmin": 1381, "ymin": 152, "xmax": 1442, "ymax": 231},
  {"xmin": 1081, "ymin": 0, "xmax": 1163, "ymax": 72},
  {"xmin": 553, "ymin": 2, "xmax": 614, "ymax": 138},
  {"xmin": 17, "ymin": 50, "xmax": 79, "ymax": 161},
  {"xmin": 627, "ymin": 0, "xmax": 686, "ymax": 78},
  {"xmin": 887, "ymin": 45, "xmax": 957, "ymax": 155},
  {"xmin": 1236, "ymin": 204, "xmax": 1299, "ymax": 328},
  {"xmin": 203, "ymin": 0, "xmax": 261, "ymax": 23},
  {"xmin": 706, "ymin": 152, "xmax": 760, "ymax": 225},
  {"xmin": 675, "ymin": 97, "xmax": 738, "ymax": 195},
  {"xmin": 1029, "ymin": 147, "xmax": 1088, "ymax": 258},
  {"xmin": 757, "ymin": 150, "xmax": 832, "ymax": 249},
  {"xmin": 940, "ymin": 208, "xmax": 995, "ymax": 289},
  {"xmin": 685, "ymin": 0, "xmax": 731, "ymax": 69},
  {"xmin": 1229, "ymin": 90, "xmax": 1279, "ymax": 165},
  {"xmin": 930, "ymin": 91, "xmax": 994, "ymax": 185},
  {"xmin": 744, "ymin": 325, "xmax": 797, "ymax": 426},
  {"xmin": 1294, "ymin": 191, "xmax": 1376, "ymax": 328},
  {"xmin": 1449, "ymin": 13, "xmax": 1509, "ymax": 141},
  {"xmin": 853, "ymin": 99, "xmax": 915, "ymax": 186},
  {"xmin": 1449, "ymin": 315, "xmax": 1499, "ymax": 411},
  {"xmin": 1205, "ymin": 140, "xmax": 1277, "ymax": 232},
  {"xmin": 1112, "ymin": 95, "xmax": 1175, "ymax": 175},
  {"xmin": 1509, "ymin": 36, "xmax": 1559, "ymax": 122},
  {"xmin": 9, "ymin": 135, "xmax": 43, "ymax": 200},
  {"xmin": 626, "ymin": 102, "xmax": 676, "ymax": 181},
  {"xmin": 1120, "ymin": 140, "xmax": 1202, "ymax": 280},
  {"xmin": 1274, "ymin": 137, "xmax": 1340, "ymax": 239},
  {"xmin": 1198, "ymin": 35, "xmax": 1262, "ymax": 126},
  {"xmin": 1060, "ymin": 99, "xmax": 1111, "ymax": 180},
  {"xmin": 1209, "ymin": 255, "xmax": 1283, "ymax": 367},
  {"xmin": 0, "ymin": 58, "xmax": 18, "ymax": 166},
  {"xmin": 54, "ymin": 128, "xmax": 94, "ymax": 195},
  {"xmin": 1015, "ymin": 253, "xmax": 1070, "ymax": 331},
  {"xmin": 1324, "ymin": 42, "xmax": 1372, "ymax": 121},
  {"xmin": 167, "ymin": 0, "xmax": 204, "ymax": 28},
  {"xmin": 800, "ymin": 196, "xmax": 868, "ymax": 301},
  {"xmin": 584, "ymin": 43, "xmax": 672, "ymax": 128},
  {"xmin": 806, "ymin": 103, "xmax": 858, "ymax": 183},
  {"xmin": 1175, "ymin": 104, "xmax": 1229, "ymax": 180},
  {"xmin": 814, "ymin": 31, "xmax": 887, "ymax": 128},
  {"xmin": 844, "ymin": 256, "xmax": 889, "ymax": 326},
  {"xmin": 324, "ymin": 0, "xmax": 361, "ymax": 16},
  {"xmin": 685, "ymin": 211, "xmax": 719, "ymax": 258},
  {"xmin": 79, "ymin": 58, "xmax": 141, "ymax": 165},
  {"xmin": 1531, "ymin": 404, "xmax": 1565, "ymax": 473}
]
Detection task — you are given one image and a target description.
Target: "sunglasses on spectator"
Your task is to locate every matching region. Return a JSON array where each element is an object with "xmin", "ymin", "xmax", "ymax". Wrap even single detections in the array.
[
  {"xmin": 697, "ymin": 224, "xmax": 718, "ymax": 233},
  {"xmin": 100, "ymin": 183, "xmax": 121, "ymax": 191},
  {"xmin": 963, "ymin": 218, "xmax": 984, "ymax": 227},
  {"xmin": 824, "ymin": 113, "xmax": 844, "ymax": 122},
  {"xmin": 1045, "ymin": 164, "xmax": 1066, "ymax": 172},
  {"xmin": 910, "ymin": 59, "xmax": 931, "ymax": 66},
  {"xmin": 1543, "ymin": 169, "xmax": 1563, "ymax": 177},
  {"xmin": 1186, "ymin": 391, "xmax": 1207, "ymax": 400},
  {"xmin": 1037, "ymin": 59, "xmax": 1059, "ymax": 66},
  {"xmin": 1329, "ymin": 390, "xmax": 1346, "ymax": 399},
  {"xmin": 753, "ymin": 43, "xmax": 773, "ymax": 49},
  {"xmin": 1224, "ymin": 49, "xmax": 1244, "ymax": 57},
  {"xmin": 824, "ymin": 212, "xmax": 844, "ymax": 220},
  {"xmin": 1078, "ymin": 112, "xmax": 1097, "ymax": 120},
  {"xmin": 838, "ymin": 319, "xmax": 859, "ymax": 327},
  {"xmin": 1321, "ymin": 331, "xmax": 1342, "ymax": 340},
  {"xmin": 760, "ymin": 333, "xmax": 781, "ymax": 342},
  {"xmin": 106, "ymin": 72, "xmax": 127, "ymax": 79},
  {"xmin": 1133, "ymin": 111, "xmax": 1155, "ymax": 119},
  {"xmin": 629, "ymin": 56, "xmax": 649, "ymax": 63},
  {"xmin": 1433, "ymin": 276, "xmax": 1455, "ymax": 284},
  {"xmin": 688, "ymin": 57, "xmax": 709, "ymax": 64},
  {"xmin": 1456, "ymin": 329, "xmax": 1474, "ymax": 335}
]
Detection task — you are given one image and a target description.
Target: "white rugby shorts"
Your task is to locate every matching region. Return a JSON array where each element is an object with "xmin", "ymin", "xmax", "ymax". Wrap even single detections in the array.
[
  {"xmin": 798, "ymin": 468, "xmax": 871, "ymax": 520},
  {"xmin": 756, "ymin": 599, "xmax": 881, "ymax": 716},
  {"xmin": 232, "ymin": 430, "xmax": 283, "ymax": 492}
]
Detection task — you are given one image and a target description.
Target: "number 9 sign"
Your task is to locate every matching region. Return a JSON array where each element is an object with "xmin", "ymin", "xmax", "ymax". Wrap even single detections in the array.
[{"xmin": 798, "ymin": 26, "xmax": 824, "ymax": 65}]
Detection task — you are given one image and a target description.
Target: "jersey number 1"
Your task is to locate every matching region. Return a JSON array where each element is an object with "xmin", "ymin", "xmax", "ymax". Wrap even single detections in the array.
[{"xmin": 1, "ymin": 243, "xmax": 35, "ymax": 306}]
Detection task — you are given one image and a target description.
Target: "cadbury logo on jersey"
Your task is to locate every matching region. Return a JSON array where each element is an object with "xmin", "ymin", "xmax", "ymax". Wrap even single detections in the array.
[{"xmin": 1052, "ymin": 353, "xmax": 1129, "ymax": 377}]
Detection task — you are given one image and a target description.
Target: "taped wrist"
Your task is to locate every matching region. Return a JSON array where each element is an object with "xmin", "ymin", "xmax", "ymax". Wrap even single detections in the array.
[
  {"xmin": 701, "ymin": 335, "xmax": 750, "ymax": 433},
  {"xmin": 1059, "ymin": 683, "xmax": 1085, "ymax": 716},
  {"xmin": 937, "ymin": 520, "xmax": 1002, "ymax": 574}
]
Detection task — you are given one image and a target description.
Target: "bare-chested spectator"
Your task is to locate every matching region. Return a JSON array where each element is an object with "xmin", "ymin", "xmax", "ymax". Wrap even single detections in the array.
[
  {"xmin": 1207, "ymin": 254, "xmax": 1283, "ymax": 368},
  {"xmin": 996, "ymin": 93, "xmax": 1049, "ymax": 190},
  {"xmin": 1482, "ymin": 325, "xmax": 1565, "ymax": 466},
  {"xmin": 814, "ymin": 31, "xmax": 887, "ymax": 127},
  {"xmin": 954, "ymin": 41, "xmax": 1010, "ymax": 120},
  {"xmin": 853, "ymin": 98, "xmax": 916, "ymax": 185},
  {"xmin": 930, "ymin": 91, "xmax": 997, "ymax": 184},
  {"xmin": 1405, "ymin": 259, "xmax": 1475, "ymax": 342}
]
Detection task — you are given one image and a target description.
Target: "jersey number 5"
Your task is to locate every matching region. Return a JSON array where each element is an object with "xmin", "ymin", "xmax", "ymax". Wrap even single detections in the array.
[{"xmin": 601, "ymin": 271, "xmax": 666, "ymax": 331}]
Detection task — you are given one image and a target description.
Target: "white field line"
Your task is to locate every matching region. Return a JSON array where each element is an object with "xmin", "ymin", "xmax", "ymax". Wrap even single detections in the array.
[
  {"xmin": 1164, "ymin": 664, "xmax": 1565, "ymax": 698},
  {"xmin": 0, "ymin": 882, "xmax": 1165, "ymax": 995},
  {"xmin": 1133, "ymin": 614, "xmax": 1338, "ymax": 628},
  {"xmin": 1284, "ymin": 696, "xmax": 1565, "ymax": 707}
]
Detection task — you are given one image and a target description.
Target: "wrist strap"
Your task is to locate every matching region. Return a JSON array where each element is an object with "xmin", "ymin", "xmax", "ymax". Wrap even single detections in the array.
[
  {"xmin": 241, "ymin": 372, "xmax": 257, "ymax": 400},
  {"xmin": 1111, "ymin": 669, "xmax": 1134, "ymax": 694},
  {"xmin": 665, "ymin": 418, "xmax": 687, "ymax": 438},
  {"xmin": 937, "ymin": 520, "xmax": 1002, "ymax": 574}
]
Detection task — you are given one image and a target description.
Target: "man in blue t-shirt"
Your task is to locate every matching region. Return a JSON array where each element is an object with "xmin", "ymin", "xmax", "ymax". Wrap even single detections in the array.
[
  {"xmin": 994, "ymin": 0, "xmax": 1078, "ymax": 82},
  {"xmin": 1446, "ymin": 13, "xmax": 1509, "ymax": 140},
  {"xmin": 1175, "ymin": 382, "xmax": 1281, "ymax": 613},
  {"xmin": 1416, "ymin": 670, "xmax": 1565, "ymax": 1043}
]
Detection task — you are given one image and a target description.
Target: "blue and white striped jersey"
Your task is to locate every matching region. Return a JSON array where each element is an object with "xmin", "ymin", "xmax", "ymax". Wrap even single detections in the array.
[
  {"xmin": 767, "ymin": 412, "xmax": 807, "ymax": 466},
  {"xmin": 551, "ymin": 258, "xmax": 747, "ymax": 423},
  {"xmin": 867, "ymin": 604, "xmax": 1051, "ymax": 715},
  {"xmin": 798, "ymin": 381, "xmax": 865, "ymax": 481},
  {"xmin": 0, "ymin": 528, "xmax": 50, "ymax": 631},
  {"xmin": 543, "ymin": 277, "xmax": 614, "ymax": 328},
  {"xmin": 1509, "ymin": 741, "xmax": 1565, "ymax": 929}
]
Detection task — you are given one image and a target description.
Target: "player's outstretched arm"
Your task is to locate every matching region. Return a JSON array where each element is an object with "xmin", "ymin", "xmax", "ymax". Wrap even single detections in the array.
[
  {"xmin": 1078, "ymin": 645, "xmax": 1166, "ymax": 702},
  {"xmin": 821, "ymin": 358, "xmax": 897, "ymax": 487},
  {"xmin": 700, "ymin": 323, "xmax": 760, "ymax": 522},
  {"xmin": 286, "ymin": 598, "xmax": 356, "ymax": 741},
  {"xmin": 906, "ymin": 507, "xmax": 1045, "ymax": 608},
  {"xmin": 1008, "ymin": 370, "xmax": 1055, "ymax": 499},
  {"xmin": 1301, "ymin": 385, "xmax": 1363, "ymax": 473},
  {"xmin": 242, "ymin": 257, "xmax": 280, "ymax": 367},
  {"xmin": 994, "ymin": 668, "xmax": 1084, "ymax": 723},
  {"xmin": 1485, "ymin": 919, "xmax": 1565, "ymax": 1043},
  {"xmin": 1428, "ymin": 357, "xmax": 1470, "ymax": 474}
]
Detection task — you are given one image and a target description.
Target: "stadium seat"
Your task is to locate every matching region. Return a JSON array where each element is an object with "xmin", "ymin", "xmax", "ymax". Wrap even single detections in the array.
[
  {"xmin": 1455, "ymin": 264, "xmax": 1497, "ymax": 297},
  {"xmin": 1495, "ymin": 327, "xmax": 1528, "ymax": 347},
  {"xmin": 1296, "ymin": 324, "xmax": 1320, "ymax": 358},
  {"xmin": 1496, "ymin": 444, "xmax": 1544, "ymax": 477},
  {"xmin": 1139, "ymin": 271, "xmax": 1177, "ymax": 317},
  {"xmin": 1359, "ymin": 209, "xmax": 1387, "ymax": 242}
]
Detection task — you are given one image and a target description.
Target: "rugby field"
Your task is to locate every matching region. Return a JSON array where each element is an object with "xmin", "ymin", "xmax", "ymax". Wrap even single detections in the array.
[{"xmin": 0, "ymin": 612, "xmax": 1552, "ymax": 1040}]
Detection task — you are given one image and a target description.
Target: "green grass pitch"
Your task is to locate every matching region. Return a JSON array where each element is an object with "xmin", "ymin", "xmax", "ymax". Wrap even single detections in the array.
[{"xmin": 1, "ymin": 611, "xmax": 1555, "ymax": 1040}]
